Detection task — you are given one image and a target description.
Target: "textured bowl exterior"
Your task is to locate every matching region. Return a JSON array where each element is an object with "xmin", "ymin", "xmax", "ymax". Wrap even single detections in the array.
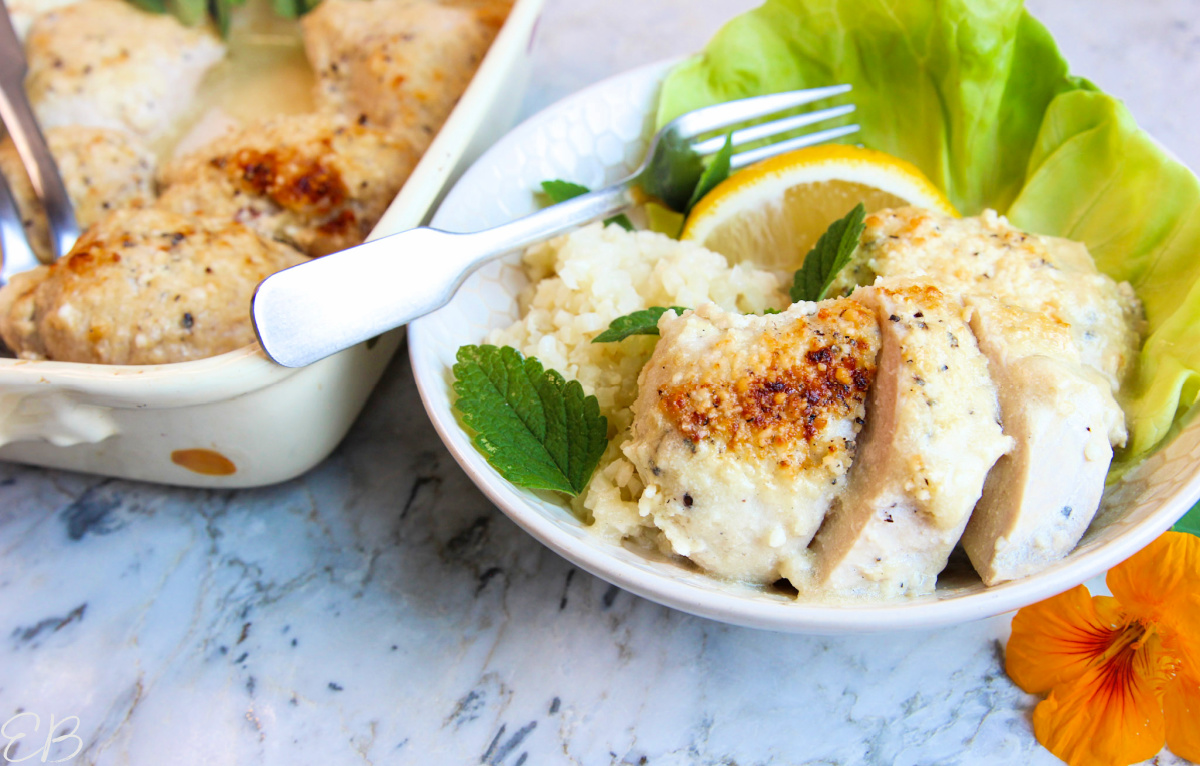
[
  {"xmin": 409, "ymin": 60, "xmax": 1200, "ymax": 633},
  {"xmin": 0, "ymin": 0, "xmax": 545, "ymax": 488}
]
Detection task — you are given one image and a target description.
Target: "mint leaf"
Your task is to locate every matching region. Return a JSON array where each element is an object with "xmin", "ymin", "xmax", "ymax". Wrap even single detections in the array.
[
  {"xmin": 1174, "ymin": 500, "xmax": 1200, "ymax": 538},
  {"xmin": 539, "ymin": 180, "xmax": 634, "ymax": 231},
  {"xmin": 592, "ymin": 306, "xmax": 690, "ymax": 343},
  {"xmin": 686, "ymin": 132, "xmax": 734, "ymax": 212},
  {"xmin": 540, "ymin": 180, "xmax": 589, "ymax": 203},
  {"xmin": 790, "ymin": 203, "xmax": 867, "ymax": 303},
  {"xmin": 452, "ymin": 345, "xmax": 608, "ymax": 496}
]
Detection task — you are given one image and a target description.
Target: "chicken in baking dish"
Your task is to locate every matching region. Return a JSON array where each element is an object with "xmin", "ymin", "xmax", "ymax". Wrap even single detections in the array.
[{"xmin": 0, "ymin": 0, "xmax": 512, "ymax": 364}]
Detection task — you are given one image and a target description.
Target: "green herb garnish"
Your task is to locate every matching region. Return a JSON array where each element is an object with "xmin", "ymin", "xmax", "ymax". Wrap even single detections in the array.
[
  {"xmin": 789, "ymin": 202, "xmax": 867, "ymax": 303},
  {"xmin": 271, "ymin": 0, "xmax": 322, "ymax": 19},
  {"xmin": 592, "ymin": 306, "xmax": 690, "ymax": 343},
  {"xmin": 125, "ymin": 0, "xmax": 313, "ymax": 38},
  {"xmin": 540, "ymin": 180, "xmax": 634, "ymax": 231},
  {"xmin": 452, "ymin": 345, "xmax": 607, "ymax": 496},
  {"xmin": 686, "ymin": 132, "xmax": 734, "ymax": 212}
]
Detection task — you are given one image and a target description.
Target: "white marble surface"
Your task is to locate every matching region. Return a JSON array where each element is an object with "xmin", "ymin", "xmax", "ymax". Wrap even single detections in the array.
[{"xmin": 2, "ymin": 1, "xmax": 1198, "ymax": 764}]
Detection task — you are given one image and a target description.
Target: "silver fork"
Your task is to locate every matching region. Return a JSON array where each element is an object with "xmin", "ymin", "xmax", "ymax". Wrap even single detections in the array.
[
  {"xmin": 252, "ymin": 86, "xmax": 859, "ymax": 368},
  {"xmin": 0, "ymin": 0, "xmax": 79, "ymax": 285}
]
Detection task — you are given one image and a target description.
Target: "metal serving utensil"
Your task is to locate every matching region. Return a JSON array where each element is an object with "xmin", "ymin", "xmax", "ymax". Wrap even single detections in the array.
[
  {"xmin": 252, "ymin": 85, "xmax": 859, "ymax": 368},
  {"xmin": 0, "ymin": 0, "xmax": 79, "ymax": 282}
]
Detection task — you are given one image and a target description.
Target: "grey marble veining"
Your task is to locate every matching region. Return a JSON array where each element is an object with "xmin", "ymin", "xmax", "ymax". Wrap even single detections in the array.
[{"xmin": 2, "ymin": 1, "xmax": 1199, "ymax": 764}]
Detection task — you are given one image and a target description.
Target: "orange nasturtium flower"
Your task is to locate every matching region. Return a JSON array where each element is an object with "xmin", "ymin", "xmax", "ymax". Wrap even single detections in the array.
[{"xmin": 1005, "ymin": 531, "xmax": 1200, "ymax": 766}]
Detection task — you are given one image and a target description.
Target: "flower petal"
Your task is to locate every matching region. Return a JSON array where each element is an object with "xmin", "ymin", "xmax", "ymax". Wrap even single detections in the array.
[
  {"xmin": 1032, "ymin": 640, "xmax": 1165, "ymax": 766},
  {"xmin": 1165, "ymin": 667, "xmax": 1200, "ymax": 763},
  {"xmin": 1007, "ymin": 585, "xmax": 1124, "ymax": 694},
  {"xmin": 1107, "ymin": 531, "xmax": 1200, "ymax": 628}
]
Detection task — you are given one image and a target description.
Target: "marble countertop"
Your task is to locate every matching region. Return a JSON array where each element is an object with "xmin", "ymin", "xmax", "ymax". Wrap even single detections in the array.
[{"xmin": 2, "ymin": 1, "xmax": 1198, "ymax": 764}]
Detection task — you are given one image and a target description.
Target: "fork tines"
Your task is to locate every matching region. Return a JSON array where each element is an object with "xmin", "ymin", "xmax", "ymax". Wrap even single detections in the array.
[{"xmin": 676, "ymin": 84, "xmax": 859, "ymax": 170}]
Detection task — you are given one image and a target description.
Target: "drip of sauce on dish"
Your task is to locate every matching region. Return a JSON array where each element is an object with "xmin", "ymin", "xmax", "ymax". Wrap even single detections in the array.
[{"xmin": 171, "ymin": 448, "xmax": 237, "ymax": 475}]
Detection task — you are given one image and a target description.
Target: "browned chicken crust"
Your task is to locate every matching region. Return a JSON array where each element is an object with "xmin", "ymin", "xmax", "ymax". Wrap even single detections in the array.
[
  {"xmin": 0, "ymin": 208, "xmax": 306, "ymax": 365},
  {"xmin": 0, "ymin": 127, "xmax": 156, "ymax": 263},
  {"xmin": 157, "ymin": 113, "xmax": 420, "ymax": 257},
  {"xmin": 655, "ymin": 299, "xmax": 878, "ymax": 468},
  {"xmin": 301, "ymin": 0, "xmax": 506, "ymax": 151}
]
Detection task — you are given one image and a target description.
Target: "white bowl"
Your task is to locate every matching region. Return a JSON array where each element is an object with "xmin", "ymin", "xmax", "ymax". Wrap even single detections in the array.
[
  {"xmin": 408, "ymin": 60, "xmax": 1200, "ymax": 633},
  {"xmin": 0, "ymin": 0, "xmax": 545, "ymax": 488}
]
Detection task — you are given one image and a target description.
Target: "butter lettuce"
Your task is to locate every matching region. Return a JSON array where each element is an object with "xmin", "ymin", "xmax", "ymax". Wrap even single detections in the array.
[{"xmin": 658, "ymin": 0, "xmax": 1200, "ymax": 471}]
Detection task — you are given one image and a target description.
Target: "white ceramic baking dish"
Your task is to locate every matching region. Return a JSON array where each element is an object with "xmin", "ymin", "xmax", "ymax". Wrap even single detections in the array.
[{"xmin": 0, "ymin": 0, "xmax": 545, "ymax": 488}]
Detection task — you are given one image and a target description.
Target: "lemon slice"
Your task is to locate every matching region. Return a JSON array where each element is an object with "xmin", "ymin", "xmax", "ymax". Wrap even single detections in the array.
[{"xmin": 680, "ymin": 145, "xmax": 957, "ymax": 272}]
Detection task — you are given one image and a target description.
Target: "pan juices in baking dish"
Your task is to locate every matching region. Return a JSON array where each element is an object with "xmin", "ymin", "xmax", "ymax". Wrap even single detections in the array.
[{"xmin": 0, "ymin": 0, "xmax": 512, "ymax": 364}]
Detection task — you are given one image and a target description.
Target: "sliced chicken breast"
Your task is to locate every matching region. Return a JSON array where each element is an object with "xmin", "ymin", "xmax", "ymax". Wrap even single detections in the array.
[
  {"xmin": 0, "ymin": 127, "xmax": 156, "ymax": 263},
  {"xmin": 960, "ymin": 298, "xmax": 1126, "ymax": 585},
  {"xmin": 806, "ymin": 278, "xmax": 1012, "ymax": 599},
  {"xmin": 830, "ymin": 207, "xmax": 1143, "ymax": 393},
  {"xmin": 157, "ymin": 113, "xmax": 419, "ymax": 257},
  {"xmin": 301, "ymin": 0, "xmax": 503, "ymax": 151},
  {"xmin": 0, "ymin": 208, "xmax": 306, "ymax": 364},
  {"xmin": 623, "ymin": 299, "xmax": 880, "ymax": 583},
  {"xmin": 25, "ymin": 0, "xmax": 224, "ymax": 142}
]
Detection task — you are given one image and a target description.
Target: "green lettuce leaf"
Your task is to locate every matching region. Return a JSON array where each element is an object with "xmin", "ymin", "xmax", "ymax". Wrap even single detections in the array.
[
  {"xmin": 656, "ymin": 0, "xmax": 1086, "ymax": 215},
  {"xmin": 1005, "ymin": 90, "xmax": 1200, "ymax": 467},
  {"xmin": 656, "ymin": 0, "xmax": 1200, "ymax": 475}
]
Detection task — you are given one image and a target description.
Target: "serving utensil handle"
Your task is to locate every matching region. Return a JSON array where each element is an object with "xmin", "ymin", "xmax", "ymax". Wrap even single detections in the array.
[
  {"xmin": 252, "ymin": 176, "xmax": 639, "ymax": 368},
  {"xmin": 0, "ymin": 2, "xmax": 79, "ymax": 260}
]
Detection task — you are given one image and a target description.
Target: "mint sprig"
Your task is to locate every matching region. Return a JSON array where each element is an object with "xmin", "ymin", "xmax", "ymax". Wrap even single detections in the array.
[
  {"xmin": 790, "ymin": 202, "xmax": 867, "ymax": 303},
  {"xmin": 452, "ymin": 345, "xmax": 608, "ymax": 496},
  {"xmin": 592, "ymin": 306, "xmax": 689, "ymax": 343},
  {"xmin": 686, "ymin": 132, "xmax": 734, "ymax": 212},
  {"xmin": 540, "ymin": 180, "xmax": 634, "ymax": 231}
]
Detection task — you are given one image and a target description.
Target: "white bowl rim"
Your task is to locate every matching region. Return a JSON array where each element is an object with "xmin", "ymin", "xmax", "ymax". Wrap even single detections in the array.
[{"xmin": 408, "ymin": 58, "xmax": 1200, "ymax": 633}]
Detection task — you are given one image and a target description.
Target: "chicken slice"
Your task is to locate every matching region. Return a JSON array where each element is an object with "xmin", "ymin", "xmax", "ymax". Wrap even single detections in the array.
[
  {"xmin": 830, "ymin": 207, "xmax": 1143, "ymax": 393},
  {"xmin": 157, "ymin": 113, "xmax": 420, "ymax": 257},
  {"xmin": 623, "ymin": 299, "xmax": 880, "ymax": 583},
  {"xmin": 960, "ymin": 297, "xmax": 1125, "ymax": 585},
  {"xmin": 25, "ymin": 0, "xmax": 224, "ymax": 142},
  {"xmin": 806, "ymin": 278, "xmax": 1012, "ymax": 599},
  {"xmin": 301, "ymin": 0, "xmax": 504, "ymax": 151},
  {"xmin": 0, "ymin": 208, "xmax": 306, "ymax": 365},
  {"xmin": 0, "ymin": 127, "xmax": 156, "ymax": 263}
]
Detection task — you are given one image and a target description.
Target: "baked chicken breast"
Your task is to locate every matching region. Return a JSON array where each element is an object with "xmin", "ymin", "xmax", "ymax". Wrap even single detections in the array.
[
  {"xmin": 623, "ymin": 299, "xmax": 880, "ymax": 583},
  {"xmin": 960, "ymin": 297, "xmax": 1126, "ymax": 585},
  {"xmin": 831, "ymin": 207, "xmax": 1143, "ymax": 393},
  {"xmin": 25, "ymin": 0, "xmax": 224, "ymax": 142},
  {"xmin": 808, "ymin": 278, "xmax": 1012, "ymax": 599},
  {"xmin": 157, "ymin": 113, "xmax": 419, "ymax": 257},
  {"xmin": 301, "ymin": 0, "xmax": 503, "ymax": 151},
  {"xmin": 0, "ymin": 208, "xmax": 306, "ymax": 364}
]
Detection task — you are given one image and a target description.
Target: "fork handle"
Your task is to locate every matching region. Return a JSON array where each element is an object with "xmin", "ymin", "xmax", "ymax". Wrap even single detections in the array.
[{"xmin": 252, "ymin": 175, "xmax": 639, "ymax": 368}]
